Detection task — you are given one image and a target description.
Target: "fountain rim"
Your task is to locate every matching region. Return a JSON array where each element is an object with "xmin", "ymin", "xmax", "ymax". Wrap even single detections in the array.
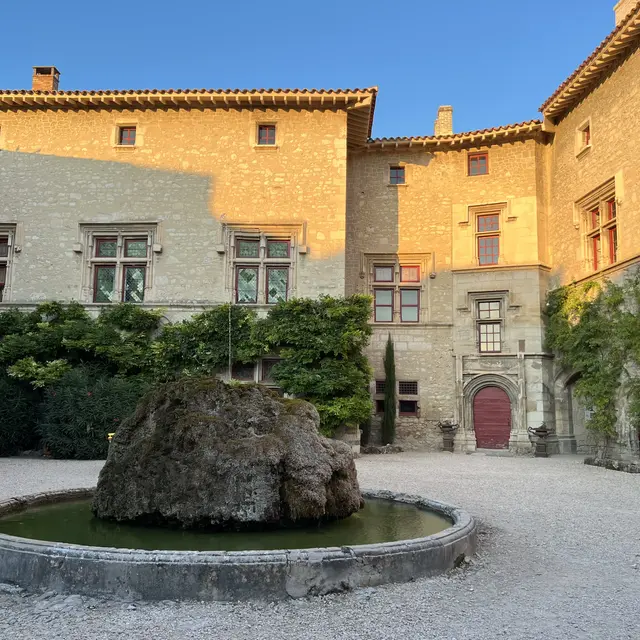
[{"xmin": 0, "ymin": 487, "xmax": 474, "ymax": 561}]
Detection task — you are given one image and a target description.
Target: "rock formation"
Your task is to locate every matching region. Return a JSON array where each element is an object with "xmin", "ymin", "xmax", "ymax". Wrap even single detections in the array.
[{"xmin": 92, "ymin": 378, "xmax": 361, "ymax": 529}]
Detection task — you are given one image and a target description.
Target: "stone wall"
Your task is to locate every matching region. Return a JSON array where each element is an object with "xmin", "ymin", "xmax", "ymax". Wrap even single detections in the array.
[
  {"xmin": 547, "ymin": 45, "xmax": 640, "ymax": 286},
  {"xmin": 0, "ymin": 107, "xmax": 349, "ymax": 309}
]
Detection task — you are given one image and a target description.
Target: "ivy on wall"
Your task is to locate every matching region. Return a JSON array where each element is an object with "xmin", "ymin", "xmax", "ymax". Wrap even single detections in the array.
[
  {"xmin": 545, "ymin": 270, "xmax": 640, "ymax": 437},
  {"xmin": 0, "ymin": 295, "xmax": 373, "ymax": 455}
]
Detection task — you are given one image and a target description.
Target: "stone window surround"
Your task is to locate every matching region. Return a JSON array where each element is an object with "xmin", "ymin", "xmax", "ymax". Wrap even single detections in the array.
[
  {"xmin": 76, "ymin": 223, "xmax": 159, "ymax": 304},
  {"xmin": 112, "ymin": 119, "xmax": 144, "ymax": 149},
  {"xmin": 457, "ymin": 290, "xmax": 517, "ymax": 355},
  {"xmin": 250, "ymin": 112, "xmax": 285, "ymax": 150},
  {"xmin": 575, "ymin": 117, "xmax": 593, "ymax": 158},
  {"xmin": 0, "ymin": 224, "xmax": 17, "ymax": 303},
  {"xmin": 218, "ymin": 222, "xmax": 307, "ymax": 308},
  {"xmin": 385, "ymin": 162, "xmax": 410, "ymax": 187},
  {"xmin": 471, "ymin": 203, "xmax": 507, "ymax": 267},
  {"xmin": 364, "ymin": 252, "xmax": 433, "ymax": 325},
  {"xmin": 576, "ymin": 179, "xmax": 617, "ymax": 272}
]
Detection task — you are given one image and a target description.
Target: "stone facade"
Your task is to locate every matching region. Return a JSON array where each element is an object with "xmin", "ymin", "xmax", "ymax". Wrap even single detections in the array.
[{"xmin": 1, "ymin": 3, "xmax": 639, "ymax": 455}]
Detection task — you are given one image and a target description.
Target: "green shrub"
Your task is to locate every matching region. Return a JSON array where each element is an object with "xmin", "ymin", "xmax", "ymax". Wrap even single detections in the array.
[
  {"xmin": 39, "ymin": 366, "xmax": 149, "ymax": 459},
  {"xmin": 0, "ymin": 375, "xmax": 41, "ymax": 455}
]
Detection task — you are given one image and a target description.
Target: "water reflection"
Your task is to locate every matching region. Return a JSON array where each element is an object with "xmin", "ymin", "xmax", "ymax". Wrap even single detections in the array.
[{"xmin": 0, "ymin": 499, "xmax": 451, "ymax": 551}]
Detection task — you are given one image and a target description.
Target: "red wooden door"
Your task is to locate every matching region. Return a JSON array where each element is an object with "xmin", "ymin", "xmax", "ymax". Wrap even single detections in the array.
[{"xmin": 473, "ymin": 387, "xmax": 511, "ymax": 449}]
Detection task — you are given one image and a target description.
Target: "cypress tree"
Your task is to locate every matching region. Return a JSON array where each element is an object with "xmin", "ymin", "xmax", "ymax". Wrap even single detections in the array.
[{"xmin": 382, "ymin": 334, "xmax": 396, "ymax": 445}]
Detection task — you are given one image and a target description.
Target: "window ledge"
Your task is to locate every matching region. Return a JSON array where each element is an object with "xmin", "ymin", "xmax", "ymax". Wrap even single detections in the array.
[
  {"xmin": 387, "ymin": 183, "xmax": 408, "ymax": 188},
  {"xmin": 253, "ymin": 145, "xmax": 279, "ymax": 151},
  {"xmin": 468, "ymin": 173, "xmax": 489, "ymax": 177},
  {"xmin": 114, "ymin": 145, "xmax": 137, "ymax": 150},
  {"xmin": 576, "ymin": 144, "xmax": 592, "ymax": 159}
]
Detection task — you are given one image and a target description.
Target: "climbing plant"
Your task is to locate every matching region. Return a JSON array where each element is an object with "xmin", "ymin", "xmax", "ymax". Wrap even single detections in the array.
[
  {"xmin": 258, "ymin": 295, "xmax": 373, "ymax": 436},
  {"xmin": 545, "ymin": 270, "xmax": 640, "ymax": 437}
]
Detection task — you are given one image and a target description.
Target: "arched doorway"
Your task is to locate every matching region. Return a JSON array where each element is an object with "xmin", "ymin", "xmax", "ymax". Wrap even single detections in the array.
[{"xmin": 473, "ymin": 386, "xmax": 511, "ymax": 449}]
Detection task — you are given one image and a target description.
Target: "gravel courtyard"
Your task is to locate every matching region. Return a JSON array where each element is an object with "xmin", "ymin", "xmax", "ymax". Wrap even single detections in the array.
[{"xmin": 1, "ymin": 453, "xmax": 639, "ymax": 640}]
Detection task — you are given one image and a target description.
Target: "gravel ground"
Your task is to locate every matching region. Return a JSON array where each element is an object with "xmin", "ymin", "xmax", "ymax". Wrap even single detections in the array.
[{"xmin": 1, "ymin": 453, "xmax": 639, "ymax": 640}]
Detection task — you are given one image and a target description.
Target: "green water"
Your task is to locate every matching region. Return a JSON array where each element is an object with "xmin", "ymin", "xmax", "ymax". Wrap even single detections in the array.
[{"xmin": 0, "ymin": 499, "xmax": 451, "ymax": 552}]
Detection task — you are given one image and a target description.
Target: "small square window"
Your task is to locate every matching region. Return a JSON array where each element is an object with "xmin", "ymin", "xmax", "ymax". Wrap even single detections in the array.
[
  {"xmin": 374, "ymin": 265, "xmax": 394, "ymax": 282},
  {"xmin": 236, "ymin": 239, "xmax": 260, "ymax": 258},
  {"xmin": 390, "ymin": 166, "xmax": 405, "ymax": 185},
  {"xmin": 124, "ymin": 238, "xmax": 147, "ymax": 258},
  {"xmin": 400, "ymin": 266, "xmax": 420, "ymax": 282},
  {"xmin": 95, "ymin": 238, "xmax": 117, "ymax": 258},
  {"xmin": 477, "ymin": 214, "xmax": 499, "ymax": 233},
  {"xmin": 478, "ymin": 301, "xmax": 501, "ymax": 320},
  {"xmin": 398, "ymin": 381, "xmax": 418, "ymax": 395},
  {"xmin": 266, "ymin": 240, "xmax": 290, "ymax": 258},
  {"xmin": 257, "ymin": 124, "xmax": 276, "ymax": 146},
  {"xmin": 375, "ymin": 380, "xmax": 386, "ymax": 395},
  {"xmin": 118, "ymin": 126, "xmax": 136, "ymax": 146},
  {"xmin": 232, "ymin": 362, "xmax": 256, "ymax": 381},
  {"xmin": 399, "ymin": 400, "xmax": 418, "ymax": 416},
  {"xmin": 375, "ymin": 399, "xmax": 385, "ymax": 414},
  {"xmin": 468, "ymin": 152, "xmax": 488, "ymax": 176}
]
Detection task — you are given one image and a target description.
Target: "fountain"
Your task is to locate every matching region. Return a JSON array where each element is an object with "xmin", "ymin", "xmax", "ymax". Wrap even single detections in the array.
[{"xmin": 0, "ymin": 379, "xmax": 476, "ymax": 600}]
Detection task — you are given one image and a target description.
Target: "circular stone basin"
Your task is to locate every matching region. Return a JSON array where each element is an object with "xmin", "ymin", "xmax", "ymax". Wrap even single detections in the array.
[{"xmin": 0, "ymin": 489, "xmax": 476, "ymax": 601}]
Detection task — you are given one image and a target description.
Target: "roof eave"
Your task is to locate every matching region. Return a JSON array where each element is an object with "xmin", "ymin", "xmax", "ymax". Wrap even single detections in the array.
[{"xmin": 540, "ymin": 5, "xmax": 640, "ymax": 121}]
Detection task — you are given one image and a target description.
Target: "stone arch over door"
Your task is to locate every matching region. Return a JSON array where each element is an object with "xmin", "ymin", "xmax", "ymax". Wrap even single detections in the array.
[{"xmin": 463, "ymin": 374, "xmax": 521, "ymax": 449}]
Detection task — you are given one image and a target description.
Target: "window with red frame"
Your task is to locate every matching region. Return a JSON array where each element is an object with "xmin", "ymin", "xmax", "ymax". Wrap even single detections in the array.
[
  {"xmin": 607, "ymin": 199, "xmax": 617, "ymax": 220},
  {"xmin": 236, "ymin": 266, "xmax": 259, "ymax": 303},
  {"xmin": 118, "ymin": 126, "xmax": 136, "ymax": 146},
  {"xmin": 257, "ymin": 124, "xmax": 276, "ymax": 145},
  {"xmin": 468, "ymin": 152, "xmax": 488, "ymax": 176},
  {"xmin": 591, "ymin": 208, "xmax": 600, "ymax": 229},
  {"xmin": 373, "ymin": 265, "xmax": 394, "ymax": 282},
  {"xmin": 374, "ymin": 289, "xmax": 393, "ymax": 322},
  {"xmin": 609, "ymin": 227, "xmax": 618, "ymax": 264},
  {"xmin": 400, "ymin": 289, "xmax": 419, "ymax": 322},
  {"xmin": 400, "ymin": 265, "xmax": 420, "ymax": 282},
  {"xmin": 389, "ymin": 166, "xmax": 405, "ymax": 185},
  {"xmin": 477, "ymin": 214, "xmax": 499, "ymax": 233},
  {"xmin": 478, "ymin": 236, "xmax": 499, "ymax": 265},
  {"xmin": 592, "ymin": 235, "xmax": 601, "ymax": 271},
  {"xmin": 583, "ymin": 125, "xmax": 591, "ymax": 147}
]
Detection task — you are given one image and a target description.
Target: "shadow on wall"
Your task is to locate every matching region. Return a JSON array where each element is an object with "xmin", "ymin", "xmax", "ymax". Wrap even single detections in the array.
[{"xmin": 0, "ymin": 150, "xmax": 345, "ymax": 306}]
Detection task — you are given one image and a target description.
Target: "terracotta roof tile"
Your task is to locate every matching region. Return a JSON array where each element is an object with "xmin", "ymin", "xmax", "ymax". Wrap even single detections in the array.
[
  {"xmin": 369, "ymin": 120, "xmax": 543, "ymax": 146},
  {"xmin": 0, "ymin": 87, "xmax": 377, "ymax": 96}
]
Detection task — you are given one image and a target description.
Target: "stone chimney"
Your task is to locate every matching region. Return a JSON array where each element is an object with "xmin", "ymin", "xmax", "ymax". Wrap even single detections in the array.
[
  {"xmin": 434, "ymin": 105, "xmax": 453, "ymax": 137},
  {"xmin": 32, "ymin": 66, "xmax": 60, "ymax": 92},
  {"xmin": 614, "ymin": 0, "xmax": 636, "ymax": 26}
]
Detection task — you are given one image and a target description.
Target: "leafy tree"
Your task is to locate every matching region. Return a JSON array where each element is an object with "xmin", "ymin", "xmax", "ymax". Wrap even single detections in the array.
[
  {"xmin": 382, "ymin": 334, "xmax": 396, "ymax": 445},
  {"xmin": 259, "ymin": 295, "xmax": 373, "ymax": 436}
]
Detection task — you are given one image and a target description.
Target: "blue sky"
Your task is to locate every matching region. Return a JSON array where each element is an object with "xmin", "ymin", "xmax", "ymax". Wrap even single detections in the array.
[{"xmin": 1, "ymin": 0, "xmax": 617, "ymax": 138}]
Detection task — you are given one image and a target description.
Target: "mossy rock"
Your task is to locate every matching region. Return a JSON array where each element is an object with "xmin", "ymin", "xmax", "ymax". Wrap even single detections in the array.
[{"xmin": 93, "ymin": 377, "xmax": 361, "ymax": 530}]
